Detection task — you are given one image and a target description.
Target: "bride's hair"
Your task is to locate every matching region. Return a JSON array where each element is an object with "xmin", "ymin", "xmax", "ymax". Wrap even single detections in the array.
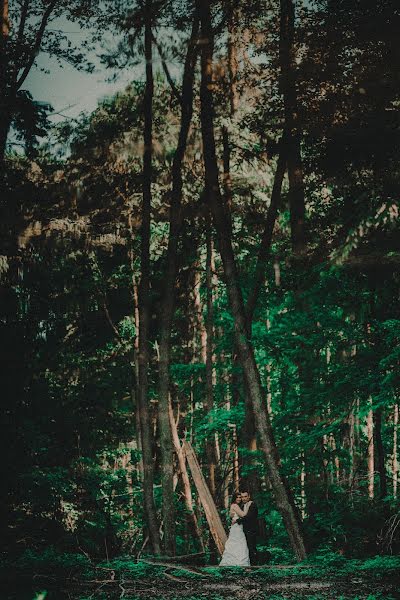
[{"xmin": 231, "ymin": 491, "xmax": 242, "ymax": 504}]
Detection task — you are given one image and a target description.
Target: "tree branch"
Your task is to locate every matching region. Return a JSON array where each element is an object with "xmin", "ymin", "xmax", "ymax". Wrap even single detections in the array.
[
  {"xmin": 245, "ymin": 133, "xmax": 287, "ymax": 323},
  {"xmin": 16, "ymin": 0, "xmax": 30, "ymax": 46},
  {"xmin": 16, "ymin": 0, "xmax": 59, "ymax": 90},
  {"xmin": 152, "ymin": 32, "xmax": 182, "ymax": 104}
]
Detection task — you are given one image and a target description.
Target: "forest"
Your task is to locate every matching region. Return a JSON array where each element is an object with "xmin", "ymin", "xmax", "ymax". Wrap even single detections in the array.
[{"xmin": 1, "ymin": 0, "xmax": 400, "ymax": 599}]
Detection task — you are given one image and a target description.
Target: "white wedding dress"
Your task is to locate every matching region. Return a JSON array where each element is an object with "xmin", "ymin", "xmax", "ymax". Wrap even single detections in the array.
[{"xmin": 219, "ymin": 505, "xmax": 250, "ymax": 566}]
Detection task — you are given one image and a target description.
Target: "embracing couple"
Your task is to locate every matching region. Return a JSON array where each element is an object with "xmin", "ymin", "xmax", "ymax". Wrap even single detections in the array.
[{"xmin": 220, "ymin": 489, "xmax": 258, "ymax": 567}]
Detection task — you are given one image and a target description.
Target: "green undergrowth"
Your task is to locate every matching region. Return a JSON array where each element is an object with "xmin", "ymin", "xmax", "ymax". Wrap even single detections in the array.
[
  {"xmin": 3, "ymin": 549, "xmax": 400, "ymax": 589},
  {"xmin": 201, "ymin": 553, "xmax": 400, "ymax": 582}
]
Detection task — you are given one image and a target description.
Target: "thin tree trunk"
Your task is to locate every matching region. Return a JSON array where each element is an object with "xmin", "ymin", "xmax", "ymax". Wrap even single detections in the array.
[
  {"xmin": 0, "ymin": 112, "xmax": 11, "ymax": 165},
  {"xmin": 157, "ymin": 11, "xmax": 199, "ymax": 557},
  {"xmin": 349, "ymin": 409, "xmax": 355, "ymax": 488},
  {"xmin": 193, "ymin": 265, "xmax": 207, "ymax": 363},
  {"xmin": 128, "ymin": 213, "xmax": 143, "ymax": 480},
  {"xmin": 246, "ymin": 137, "xmax": 287, "ymax": 322},
  {"xmin": 235, "ymin": 142, "xmax": 286, "ymax": 496},
  {"xmin": 367, "ymin": 404, "xmax": 374, "ymax": 499},
  {"xmin": 279, "ymin": 0, "xmax": 306, "ymax": 255},
  {"xmin": 222, "ymin": 0, "xmax": 260, "ymax": 494},
  {"xmin": 239, "ymin": 137, "xmax": 285, "ymax": 492},
  {"xmin": 0, "ymin": 0, "xmax": 10, "ymax": 164},
  {"xmin": 223, "ymin": 6, "xmax": 286, "ymax": 494},
  {"xmin": 137, "ymin": 0, "xmax": 161, "ymax": 555},
  {"xmin": 300, "ymin": 451, "xmax": 306, "ymax": 519},
  {"xmin": 393, "ymin": 404, "xmax": 398, "ymax": 498},
  {"xmin": 198, "ymin": 0, "xmax": 307, "ymax": 561},
  {"xmin": 205, "ymin": 212, "xmax": 217, "ymax": 498},
  {"xmin": 226, "ymin": 0, "xmax": 239, "ymax": 115},
  {"xmin": 1, "ymin": 0, "xmax": 9, "ymax": 37},
  {"xmin": 232, "ymin": 423, "xmax": 240, "ymax": 492},
  {"xmin": 373, "ymin": 407, "xmax": 387, "ymax": 499},
  {"xmin": 330, "ymin": 433, "xmax": 340, "ymax": 483}
]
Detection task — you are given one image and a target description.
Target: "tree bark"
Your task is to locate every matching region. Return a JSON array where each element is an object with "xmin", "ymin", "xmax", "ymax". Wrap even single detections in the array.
[
  {"xmin": 279, "ymin": 0, "xmax": 306, "ymax": 255},
  {"xmin": 238, "ymin": 137, "xmax": 286, "ymax": 496},
  {"xmin": 184, "ymin": 440, "xmax": 227, "ymax": 555},
  {"xmin": 373, "ymin": 407, "xmax": 387, "ymax": 499},
  {"xmin": 168, "ymin": 401, "xmax": 204, "ymax": 551},
  {"xmin": 205, "ymin": 212, "xmax": 217, "ymax": 498},
  {"xmin": 157, "ymin": 11, "xmax": 199, "ymax": 557},
  {"xmin": 246, "ymin": 136, "xmax": 287, "ymax": 323},
  {"xmin": 223, "ymin": 6, "xmax": 286, "ymax": 495},
  {"xmin": 367, "ymin": 404, "xmax": 374, "ymax": 499},
  {"xmin": 198, "ymin": 0, "xmax": 307, "ymax": 561},
  {"xmin": 137, "ymin": 0, "xmax": 161, "ymax": 555},
  {"xmin": 393, "ymin": 403, "xmax": 398, "ymax": 498},
  {"xmin": 0, "ymin": 0, "xmax": 10, "ymax": 164}
]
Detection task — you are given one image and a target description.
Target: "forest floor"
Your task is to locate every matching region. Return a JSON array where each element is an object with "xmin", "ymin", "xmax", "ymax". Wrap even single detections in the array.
[{"xmin": 2, "ymin": 555, "xmax": 400, "ymax": 600}]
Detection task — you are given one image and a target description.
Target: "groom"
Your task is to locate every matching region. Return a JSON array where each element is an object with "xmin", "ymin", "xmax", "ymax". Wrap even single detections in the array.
[{"xmin": 237, "ymin": 489, "xmax": 259, "ymax": 565}]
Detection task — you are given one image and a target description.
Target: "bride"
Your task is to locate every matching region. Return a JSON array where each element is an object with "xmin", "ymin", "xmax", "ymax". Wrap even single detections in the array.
[{"xmin": 219, "ymin": 492, "xmax": 250, "ymax": 566}]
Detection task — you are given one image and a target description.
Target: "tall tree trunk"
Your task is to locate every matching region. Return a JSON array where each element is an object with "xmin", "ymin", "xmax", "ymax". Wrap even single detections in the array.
[
  {"xmin": 349, "ymin": 409, "xmax": 356, "ymax": 489},
  {"xmin": 0, "ymin": 112, "xmax": 11, "ymax": 165},
  {"xmin": 222, "ymin": 0, "xmax": 260, "ymax": 494},
  {"xmin": 367, "ymin": 403, "xmax": 374, "ymax": 499},
  {"xmin": 157, "ymin": 12, "xmax": 199, "ymax": 557},
  {"xmin": 128, "ymin": 213, "xmax": 143, "ymax": 479},
  {"xmin": 193, "ymin": 264, "xmax": 207, "ymax": 363},
  {"xmin": 198, "ymin": 0, "xmax": 307, "ymax": 561},
  {"xmin": 226, "ymin": 0, "xmax": 239, "ymax": 115},
  {"xmin": 300, "ymin": 451, "xmax": 306, "ymax": 519},
  {"xmin": 373, "ymin": 407, "xmax": 387, "ymax": 499},
  {"xmin": 279, "ymin": 0, "xmax": 306, "ymax": 255},
  {"xmin": 0, "ymin": 0, "xmax": 10, "ymax": 165},
  {"xmin": 205, "ymin": 212, "xmax": 217, "ymax": 498},
  {"xmin": 137, "ymin": 0, "xmax": 161, "ymax": 555},
  {"xmin": 393, "ymin": 403, "xmax": 398, "ymax": 498},
  {"xmin": 1, "ymin": 0, "xmax": 9, "ymax": 37},
  {"xmin": 240, "ymin": 137, "xmax": 286, "ymax": 492}
]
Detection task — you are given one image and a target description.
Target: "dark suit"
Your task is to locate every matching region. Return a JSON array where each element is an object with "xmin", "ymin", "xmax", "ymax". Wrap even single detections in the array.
[{"xmin": 240, "ymin": 501, "xmax": 258, "ymax": 565}]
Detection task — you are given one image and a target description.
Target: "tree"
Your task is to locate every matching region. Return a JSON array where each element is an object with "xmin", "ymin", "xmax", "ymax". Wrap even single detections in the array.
[
  {"xmin": 0, "ymin": 0, "xmax": 103, "ymax": 164},
  {"xmin": 279, "ymin": 0, "xmax": 306, "ymax": 255},
  {"xmin": 197, "ymin": 0, "xmax": 307, "ymax": 561},
  {"xmin": 157, "ymin": 6, "xmax": 200, "ymax": 556},
  {"xmin": 137, "ymin": 0, "xmax": 161, "ymax": 555}
]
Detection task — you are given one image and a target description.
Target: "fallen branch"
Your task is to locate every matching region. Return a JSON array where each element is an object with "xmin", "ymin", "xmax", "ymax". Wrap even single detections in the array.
[{"xmin": 141, "ymin": 558, "xmax": 211, "ymax": 577}]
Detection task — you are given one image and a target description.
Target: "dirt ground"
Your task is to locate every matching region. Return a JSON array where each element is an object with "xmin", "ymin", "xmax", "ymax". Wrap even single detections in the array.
[{"xmin": 47, "ymin": 570, "xmax": 400, "ymax": 599}]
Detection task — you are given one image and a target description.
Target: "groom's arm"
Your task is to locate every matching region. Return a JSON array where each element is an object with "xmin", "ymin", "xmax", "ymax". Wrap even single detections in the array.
[
  {"xmin": 236, "ymin": 502, "xmax": 258, "ymax": 523},
  {"xmin": 237, "ymin": 503, "xmax": 258, "ymax": 524}
]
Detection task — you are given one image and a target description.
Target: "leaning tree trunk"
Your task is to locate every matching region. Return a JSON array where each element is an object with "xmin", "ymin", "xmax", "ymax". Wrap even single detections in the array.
[
  {"xmin": 279, "ymin": 0, "xmax": 306, "ymax": 256},
  {"xmin": 169, "ymin": 400, "xmax": 205, "ymax": 550},
  {"xmin": 137, "ymin": 0, "xmax": 161, "ymax": 555},
  {"xmin": 198, "ymin": 0, "xmax": 307, "ymax": 561},
  {"xmin": 157, "ymin": 13, "xmax": 199, "ymax": 556}
]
